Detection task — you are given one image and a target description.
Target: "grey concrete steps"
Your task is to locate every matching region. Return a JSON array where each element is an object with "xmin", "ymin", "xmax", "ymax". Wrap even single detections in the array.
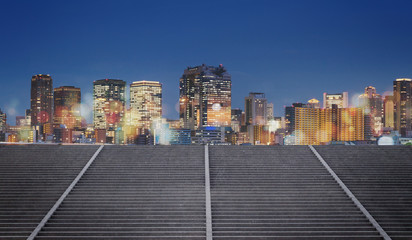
[
  {"xmin": 0, "ymin": 145, "xmax": 99, "ymax": 240},
  {"xmin": 314, "ymin": 145, "xmax": 412, "ymax": 239},
  {"xmin": 209, "ymin": 145, "xmax": 380, "ymax": 239},
  {"xmin": 37, "ymin": 145, "xmax": 206, "ymax": 240},
  {"xmin": 1, "ymin": 144, "xmax": 411, "ymax": 239}
]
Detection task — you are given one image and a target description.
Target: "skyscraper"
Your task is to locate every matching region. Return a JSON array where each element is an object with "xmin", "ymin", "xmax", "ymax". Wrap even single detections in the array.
[
  {"xmin": 384, "ymin": 95, "xmax": 394, "ymax": 128},
  {"xmin": 323, "ymin": 92, "xmax": 348, "ymax": 109},
  {"xmin": 0, "ymin": 108, "xmax": 6, "ymax": 133},
  {"xmin": 231, "ymin": 108, "xmax": 243, "ymax": 133},
  {"xmin": 358, "ymin": 86, "xmax": 383, "ymax": 137},
  {"xmin": 54, "ymin": 86, "xmax": 81, "ymax": 129},
  {"xmin": 179, "ymin": 64, "xmax": 231, "ymax": 130},
  {"xmin": 130, "ymin": 80, "xmax": 162, "ymax": 130},
  {"xmin": 267, "ymin": 103, "xmax": 274, "ymax": 120},
  {"xmin": 245, "ymin": 92, "xmax": 267, "ymax": 126},
  {"xmin": 30, "ymin": 74, "xmax": 53, "ymax": 141},
  {"xmin": 93, "ymin": 79, "xmax": 126, "ymax": 131},
  {"xmin": 393, "ymin": 78, "xmax": 412, "ymax": 137}
]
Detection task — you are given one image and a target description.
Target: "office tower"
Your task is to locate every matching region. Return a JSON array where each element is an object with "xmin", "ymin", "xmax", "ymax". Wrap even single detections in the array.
[
  {"xmin": 93, "ymin": 79, "xmax": 126, "ymax": 132},
  {"xmin": 295, "ymin": 107, "xmax": 327, "ymax": 145},
  {"xmin": 323, "ymin": 92, "xmax": 348, "ymax": 109},
  {"xmin": 267, "ymin": 103, "xmax": 274, "ymax": 120},
  {"xmin": 358, "ymin": 86, "xmax": 383, "ymax": 137},
  {"xmin": 179, "ymin": 64, "xmax": 231, "ymax": 130},
  {"xmin": 307, "ymin": 98, "xmax": 320, "ymax": 108},
  {"xmin": 384, "ymin": 95, "xmax": 394, "ymax": 128},
  {"xmin": 245, "ymin": 92, "xmax": 267, "ymax": 126},
  {"xmin": 285, "ymin": 103, "xmax": 306, "ymax": 135},
  {"xmin": 54, "ymin": 86, "xmax": 81, "ymax": 129},
  {"xmin": 231, "ymin": 108, "xmax": 242, "ymax": 133},
  {"xmin": 30, "ymin": 74, "xmax": 54, "ymax": 140},
  {"xmin": 130, "ymin": 81, "xmax": 162, "ymax": 130},
  {"xmin": 0, "ymin": 108, "xmax": 6, "ymax": 132},
  {"xmin": 393, "ymin": 78, "xmax": 412, "ymax": 137},
  {"xmin": 294, "ymin": 106, "xmax": 364, "ymax": 145}
]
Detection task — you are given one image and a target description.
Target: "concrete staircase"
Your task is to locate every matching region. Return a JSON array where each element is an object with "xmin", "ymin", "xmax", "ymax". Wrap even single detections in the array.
[
  {"xmin": 0, "ymin": 145, "xmax": 99, "ymax": 240},
  {"xmin": 209, "ymin": 145, "xmax": 381, "ymax": 239},
  {"xmin": 314, "ymin": 145, "xmax": 412, "ymax": 240},
  {"xmin": 35, "ymin": 145, "xmax": 206, "ymax": 240},
  {"xmin": 1, "ymin": 144, "xmax": 411, "ymax": 239}
]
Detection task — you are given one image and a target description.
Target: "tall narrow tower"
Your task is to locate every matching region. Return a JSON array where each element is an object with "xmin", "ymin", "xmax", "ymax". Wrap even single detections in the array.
[
  {"xmin": 245, "ymin": 92, "xmax": 267, "ymax": 126},
  {"xmin": 393, "ymin": 78, "xmax": 412, "ymax": 136},
  {"xmin": 30, "ymin": 74, "xmax": 53, "ymax": 140},
  {"xmin": 54, "ymin": 86, "xmax": 81, "ymax": 129},
  {"xmin": 93, "ymin": 79, "xmax": 126, "ymax": 130},
  {"xmin": 130, "ymin": 80, "xmax": 162, "ymax": 130}
]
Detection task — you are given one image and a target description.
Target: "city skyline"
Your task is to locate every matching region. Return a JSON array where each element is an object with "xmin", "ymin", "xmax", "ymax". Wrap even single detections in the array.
[
  {"xmin": 1, "ymin": 1, "xmax": 412, "ymax": 123},
  {"xmin": 0, "ymin": 70, "xmax": 405, "ymax": 125}
]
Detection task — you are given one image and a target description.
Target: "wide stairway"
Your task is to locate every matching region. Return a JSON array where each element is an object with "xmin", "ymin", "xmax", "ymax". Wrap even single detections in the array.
[
  {"xmin": 314, "ymin": 145, "xmax": 412, "ymax": 240},
  {"xmin": 1, "ymin": 144, "xmax": 412, "ymax": 239},
  {"xmin": 0, "ymin": 145, "xmax": 99, "ymax": 240},
  {"xmin": 35, "ymin": 145, "xmax": 206, "ymax": 240},
  {"xmin": 209, "ymin": 145, "xmax": 381, "ymax": 239}
]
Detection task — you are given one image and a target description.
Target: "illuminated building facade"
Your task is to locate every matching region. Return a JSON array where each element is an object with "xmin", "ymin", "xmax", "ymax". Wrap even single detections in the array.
[
  {"xmin": 323, "ymin": 92, "xmax": 348, "ymax": 109},
  {"xmin": 358, "ymin": 86, "xmax": 383, "ymax": 137},
  {"xmin": 54, "ymin": 86, "xmax": 81, "ymax": 129},
  {"xmin": 245, "ymin": 92, "xmax": 267, "ymax": 126},
  {"xmin": 30, "ymin": 74, "xmax": 54, "ymax": 141},
  {"xmin": 93, "ymin": 79, "xmax": 126, "ymax": 133},
  {"xmin": 384, "ymin": 95, "xmax": 394, "ymax": 128},
  {"xmin": 393, "ymin": 78, "xmax": 412, "ymax": 137},
  {"xmin": 130, "ymin": 81, "xmax": 162, "ymax": 130},
  {"xmin": 294, "ymin": 106, "xmax": 364, "ymax": 145},
  {"xmin": 0, "ymin": 108, "xmax": 6, "ymax": 133},
  {"xmin": 179, "ymin": 64, "xmax": 231, "ymax": 130}
]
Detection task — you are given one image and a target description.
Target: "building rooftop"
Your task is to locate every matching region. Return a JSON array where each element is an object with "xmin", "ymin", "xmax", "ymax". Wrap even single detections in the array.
[{"xmin": 0, "ymin": 144, "xmax": 411, "ymax": 239}]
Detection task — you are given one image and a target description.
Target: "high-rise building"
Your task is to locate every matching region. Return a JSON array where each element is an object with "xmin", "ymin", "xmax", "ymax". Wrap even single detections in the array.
[
  {"xmin": 285, "ymin": 103, "xmax": 306, "ymax": 135},
  {"xmin": 294, "ymin": 106, "xmax": 364, "ymax": 145},
  {"xmin": 231, "ymin": 108, "xmax": 243, "ymax": 133},
  {"xmin": 267, "ymin": 103, "xmax": 274, "ymax": 120},
  {"xmin": 323, "ymin": 92, "xmax": 348, "ymax": 109},
  {"xmin": 384, "ymin": 95, "xmax": 394, "ymax": 128},
  {"xmin": 30, "ymin": 74, "xmax": 53, "ymax": 141},
  {"xmin": 54, "ymin": 86, "xmax": 81, "ymax": 129},
  {"xmin": 393, "ymin": 78, "xmax": 412, "ymax": 137},
  {"xmin": 130, "ymin": 80, "xmax": 162, "ymax": 130},
  {"xmin": 358, "ymin": 86, "xmax": 383, "ymax": 137},
  {"xmin": 93, "ymin": 79, "xmax": 126, "ymax": 132},
  {"xmin": 0, "ymin": 108, "xmax": 6, "ymax": 133},
  {"xmin": 179, "ymin": 64, "xmax": 231, "ymax": 130},
  {"xmin": 245, "ymin": 92, "xmax": 267, "ymax": 126}
]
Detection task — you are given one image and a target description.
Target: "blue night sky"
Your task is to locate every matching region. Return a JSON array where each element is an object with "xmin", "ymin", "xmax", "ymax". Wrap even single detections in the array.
[{"xmin": 1, "ymin": 0, "xmax": 412, "ymax": 124}]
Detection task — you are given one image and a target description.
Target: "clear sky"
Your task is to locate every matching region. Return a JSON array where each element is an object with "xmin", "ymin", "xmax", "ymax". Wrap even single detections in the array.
[{"xmin": 1, "ymin": 0, "xmax": 412, "ymax": 124}]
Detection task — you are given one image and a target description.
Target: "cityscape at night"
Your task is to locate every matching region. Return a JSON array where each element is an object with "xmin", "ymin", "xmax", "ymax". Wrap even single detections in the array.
[
  {"xmin": 0, "ymin": 68, "xmax": 411, "ymax": 145},
  {"xmin": 1, "ymin": 1, "xmax": 412, "ymax": 239}
]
